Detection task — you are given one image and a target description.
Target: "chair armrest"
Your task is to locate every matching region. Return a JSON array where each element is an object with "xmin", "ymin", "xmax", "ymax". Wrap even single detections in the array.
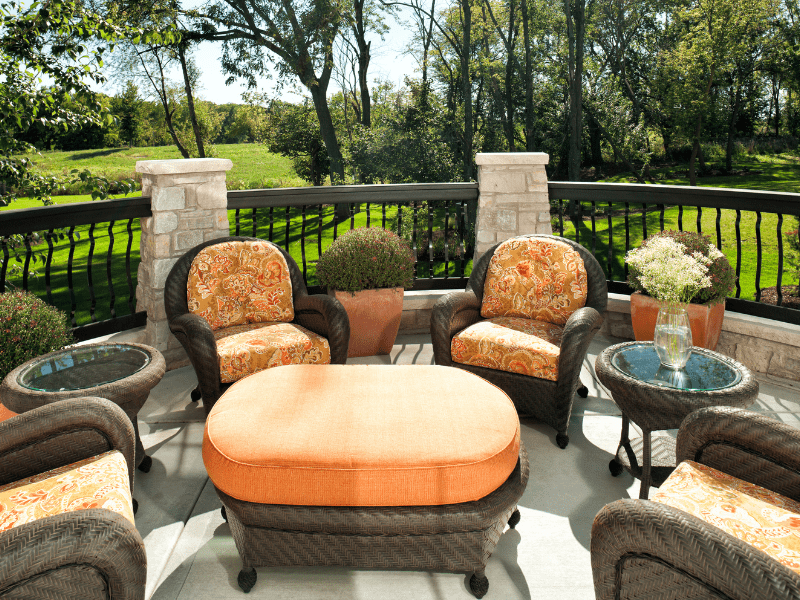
[
  {"xmin": 0, "ymin": 397, "xmax": 135, "ymax": 491},
  {"xmin": 0, "ymin": 509, "xmax": 146, "ymax": 600},
  {"xmin": 592, "ymin": 498, "xmax": 800, "ymax": 600},
  {"xmin": 430, "ymin": 291, "xmax": 482, "ymax": 366},
  {"xmin": 169, "ymin": 312, "xmax": 222, "ymax": 402},
  {"xmin": 677, "ymin": 406, "xmax": 800, "ymax": 501},
  {"xmin": 556, "ymin": 306, "xmax": 603, "ymax": 391},
  {"xmin": 294, "ymin": 294, "xmax": 350, "ymax": 364}
]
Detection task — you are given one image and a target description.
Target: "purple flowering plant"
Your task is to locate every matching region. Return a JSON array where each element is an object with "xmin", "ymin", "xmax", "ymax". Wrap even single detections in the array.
[
  {"xmin": 316, "ymin": 228, "xmax": 415, "ymax": 292},
  {"xmin": 0, "ymin": 291, "xmax": 73, "ymax": 380}
]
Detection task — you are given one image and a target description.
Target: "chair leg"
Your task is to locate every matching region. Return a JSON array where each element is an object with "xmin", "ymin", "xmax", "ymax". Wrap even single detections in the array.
[
  {"xmin": 238, "ymin": 568, "xmax": 257, "ymax": 593},
  {"xmin": 469, "ymin": 569, "xmax": 489, "ymax": 598},
  {"xmin": 508, "ymin": 508, "xmax": 521, "ymax": 529},
  {"xmin": 190, "ymin": 385, "xmax": 201, "ymax": 402},
  {"xmin": 577, "ymin": 383, "xmax": 589, "ymax": 398},
  {"xmin": 556, "ymin": 432, "xmax": 569, "ymax": 449}
]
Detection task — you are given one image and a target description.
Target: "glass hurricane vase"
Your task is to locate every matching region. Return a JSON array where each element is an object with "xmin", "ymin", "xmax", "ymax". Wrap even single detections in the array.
[{"xmin": 653, "ymin": 304, "xmax": 693, "ymax": 369}]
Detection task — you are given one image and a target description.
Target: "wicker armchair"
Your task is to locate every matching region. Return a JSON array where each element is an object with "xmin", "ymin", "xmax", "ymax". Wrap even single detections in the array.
[
  {"xmin": 431, "ymin": 234, "xmax": 607, "ymax": 449},
  {"xmin": 165, "ymin": 236, "xmax": 350, "ymax": 416},
  {"xmin": 0, "ymin": 397, "xmax": 146, "ymax": 600},
  {"xmin": 592, "ymin": 406, "xmax": 800, "ymax": 600}
]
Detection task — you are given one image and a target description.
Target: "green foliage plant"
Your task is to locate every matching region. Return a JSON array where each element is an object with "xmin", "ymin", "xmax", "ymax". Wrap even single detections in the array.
[
  {"xmin": 316, "ymin": 228, "xmax": 415, "ymax": 292},
  {"xmin": 0, "ymin": 291, "xmax": 74, "ymax": 381},
  {"xmin": 786, "ymin": 217, "xmax": 800, "ymax": 293},
  {"xmin": 626, "ymin": 230, "xmax": 737, "ymax": 305}
]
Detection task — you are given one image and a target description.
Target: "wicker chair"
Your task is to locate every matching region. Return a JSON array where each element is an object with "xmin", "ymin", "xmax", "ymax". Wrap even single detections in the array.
[
  {"xmin": 165, "ymin": 236, "xmax": 350, "ymax": 417},
  {"xmin": 0, "ymin": 397, "xmax": 146, "ymax": 600},
  {"xmin": 592, "ymin": 406, "xmax": 800, "ymax": 600},
  {"xmin": 431, "ymin": 234, "xmax": 607, "ymax": 449}
]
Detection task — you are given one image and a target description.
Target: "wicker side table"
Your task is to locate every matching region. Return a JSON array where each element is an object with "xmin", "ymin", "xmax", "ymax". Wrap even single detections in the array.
[
  {"xmin": 1, "ymin": 342, "xmax": 166, "ymax": 473},
  {"xmin": 595, "ymin": 341, "xmax": 759, "ymax": 499}
]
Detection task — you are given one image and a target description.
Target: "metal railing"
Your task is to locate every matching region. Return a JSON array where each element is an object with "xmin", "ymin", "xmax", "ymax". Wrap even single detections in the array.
[
  {"xmin": 0, "ymin": 197, "xmax": 150, "ymax": 340},
  {"xmin": 548, "ymin": 182, "xmax": 800, "ymax": 325},
  {"xmin": 227, "ymin": 183, "xmax": 480, "ymax": 292}
]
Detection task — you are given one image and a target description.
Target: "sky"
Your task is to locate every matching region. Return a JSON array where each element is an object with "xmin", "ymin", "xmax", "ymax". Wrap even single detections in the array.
[{"xmin": 168, "ymin": 6, "xmax": 421, "ymax": 106}]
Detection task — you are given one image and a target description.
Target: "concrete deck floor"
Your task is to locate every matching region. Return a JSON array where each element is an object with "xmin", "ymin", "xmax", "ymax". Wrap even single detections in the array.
[{"xmin": 111, "ymin": 330, "xmax": 800, "ymax": 600}]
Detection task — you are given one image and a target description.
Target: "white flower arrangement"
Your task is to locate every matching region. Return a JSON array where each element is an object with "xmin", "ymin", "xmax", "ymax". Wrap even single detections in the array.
[{"xmin": 625, "ymin": 237, "xmax": 712, "ymax": 305}]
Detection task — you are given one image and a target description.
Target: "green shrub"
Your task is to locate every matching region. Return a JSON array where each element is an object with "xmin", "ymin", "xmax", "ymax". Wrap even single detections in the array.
[
  {"xmin": 316, "ymin": 228, "xmax": 415, "ymax": 292},
  {"xmin": 786, "ymin": 217, "xmax": 800, "ymax": 289},
  {"xmin": 0, "ymin": 291, "xmax": 74, "ymax": 381}
]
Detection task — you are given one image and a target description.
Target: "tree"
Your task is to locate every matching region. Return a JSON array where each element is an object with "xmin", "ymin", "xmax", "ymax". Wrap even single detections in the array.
[
  {"xmin": 563, "ymin": 0, "xmax": 585, "ymax": 181},
  {"xmin": 265, "ymin": 100, "xmax": 331, "ymax": 186},
  {"xmin": 113, "ymin": 81, "xmax": 143, "ymax": 147}
]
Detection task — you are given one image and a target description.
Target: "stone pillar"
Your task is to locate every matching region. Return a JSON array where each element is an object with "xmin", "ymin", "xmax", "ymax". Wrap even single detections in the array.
[
  {"xmin": 474, "ymin": 152, "xmax": 551, "ymax": 262},
  {"xmin": 135, "ymin": 158, "xmax": 233, "ymax": 366}
]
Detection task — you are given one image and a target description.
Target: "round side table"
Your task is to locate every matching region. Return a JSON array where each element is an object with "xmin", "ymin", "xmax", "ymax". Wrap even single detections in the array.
[
  {"xmin": 595, "ymin": 341, "xmax": 759, "ymax": 499},
  {"xmin": 1, "ymin": 342, "xmax": 166, "ymax": 473}
]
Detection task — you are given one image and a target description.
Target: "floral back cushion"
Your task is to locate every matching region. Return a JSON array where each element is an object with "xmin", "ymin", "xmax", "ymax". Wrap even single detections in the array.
[
  {"xmin": 481, "ymin": 238, "xmax": 588, "ymax": 326},
  {"xmin": 188, "ymin": 241, "xmax": 294, "ymax": 330}
]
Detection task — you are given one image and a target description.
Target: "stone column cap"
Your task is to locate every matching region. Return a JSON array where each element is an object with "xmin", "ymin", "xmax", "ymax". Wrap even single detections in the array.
[
  {"xmin": 475, "ymin": 152, "xmax": 549, "ymax": 165},
  {"xmin": 135, "ymin": 158, "xmax": 234, "ymax": 175}
]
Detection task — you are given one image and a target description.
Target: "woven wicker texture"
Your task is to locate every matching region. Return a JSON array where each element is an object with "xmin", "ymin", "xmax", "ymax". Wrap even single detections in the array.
[
  {"xmin": 1, "ymin": 343, "xmax": 165, "ymax": 470},
  {"xmin": 431, "ymin": 234, "xmax": 607, "ymax": 448},
  {"xmin": 165, "ymin": 236, "xmax": 350, "ymax": 417},
  {"xmin": 0, "ymin": 398, "xmax": 146, "ymax": 600},
  {"xmin": 591, "ymin": 408, "xmax": 800, "ymax": 600},
  {"xmin": 216, "ymin": 445, "xmax": 528, "ymax": 591}
]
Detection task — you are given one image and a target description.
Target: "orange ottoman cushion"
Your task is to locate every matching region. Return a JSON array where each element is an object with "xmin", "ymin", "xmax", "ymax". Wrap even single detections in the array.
[{"xmin": 203, "ymin": 365, "xmax": 520, "ymax": 507}]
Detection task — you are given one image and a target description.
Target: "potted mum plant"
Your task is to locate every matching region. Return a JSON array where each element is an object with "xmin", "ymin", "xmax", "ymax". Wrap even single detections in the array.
[
  {"xmin": 316, "ymin": 227, "xmax": 415, "ymax": 357},
  {"xmin": 625, "ymin": 231, "xmax": 736, "ymax": 357}
]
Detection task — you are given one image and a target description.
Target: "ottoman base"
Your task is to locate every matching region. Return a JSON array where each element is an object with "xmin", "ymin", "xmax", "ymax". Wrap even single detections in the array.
[{"xmin": 216, "ymin": 444, "xmax": 528, "ymax": 598}]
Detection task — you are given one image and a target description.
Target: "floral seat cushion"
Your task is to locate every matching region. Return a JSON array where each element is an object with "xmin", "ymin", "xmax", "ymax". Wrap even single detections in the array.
[
  {"xmin": 482, "ymin": 238, "xmax": 588, "ymax": 326},
  {"xmin": 652, "ymin": 460, "xmax": 800, "ymax": 575},
  {"xmin": 187, "ymin": 240, "xmax": 294, "ymax": 330},
  {"xmin": 215, "ymin": 322, "xmax": 331, "ymax": 383},
  {"xmin": 451, "ymin": 316, "xmax": 563, "ymax": 381},
  {"xmin": 0, "ymin": 450, "xmax": 134, "ymax": 532}
]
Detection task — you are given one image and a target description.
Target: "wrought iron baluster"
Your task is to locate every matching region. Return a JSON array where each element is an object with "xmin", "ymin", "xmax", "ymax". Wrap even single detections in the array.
[
  {"xmin": 366, "ymin": 202, "xmax": 371, "ymax": 227},
  {"xmin": 716, "ymin": 208, "xmax": 722, "ymax": 250},
  {"xmin": 126, "ymin": 219, "xmax": 135, "ymax": 314},
  {"xmin": 641, "ymin": 203, "xmax": 647, "ymax": 240},
  {"xmin": 444, "ymin": 200, "xmax": 451, "ymax": 278},
  {"xmin": 459, "ymin": 200, "xmax": 467, "ymax": 279},
  {"xmin": 300, "ymin": 205, "xmax": 308, "ymax": 285},
  {"xmin": 67, "ymin": 226, "xmax": 77, "ymax": 327},
  {"xmin": 777, "ymin": 214, "xmax": 784, "ymax": 307},
  {"xmin": 350, "ymin": 203, "xmax": 356, "ymax": 230},
  {"xmin": 427, "ymin": 202, "xmax": 434, "ymax": 279},
  {"xmin": 284, "ymin": 206, "xmax": 291, "ymax": 251},
  {"xmin": 755, "ymin": 212, "xmax": 762, "ymax": 301},
  {"xmin": 678, "ymin": 206, "xmax": 683, "ymax": 231},
  {"xmin": 558, "ymin": 200, "xmax": 564, "ymax": 235},
  {"xmin": 382, "ymin": 203, "xmax": 387, "ymax": 229},
  {"xmin": 590, "ymin": 202, "xmax": 597, "ymax": 255},
  {"xmin": 575, "ymin": 201, "xmax": 581, "ymax": 246},
  {"xmin": 624, "ymin": 203, "xmax": 630, "ymax": 280},
  {"xmin": 87, "ymin": 223, "xmax": 97, "ymax": 322},
  {"xmin": 22, "ymin": 233, "xmax": 32, "ymax": 290},
  {"xmin": 0, "ymin": 237, "xmax": 8, "ymax": 293},
  {"xmin": 607, "ymin": 202, "xmax": 613, "ymax": 280},
  {"xmin": 252, "ymin": 208, "xmax": 258, "ymax": 237},
  {"xmin": 317, "ymin": 204, "xmax": 323, "ymax": 266},
  {"xmin": 269, "ymin": 207, "xmax": 275, "ymax": 242},
  {"xmin": 234, "ymin": 208, "xmax": 241, "ymax": 236},
  {"xmin": 734, "ymin": 210, "xmax": 742, "ymax": 298},
  {"xmin": 45, "ymin": 230, "xmax": 55, "ymax": 305},
  {"xmin": 333, "ymin": 204, "xmax": 339, "ymax": 241},
  {"xmin": 106, "ymin": 222, "xmax": 116, "ymax": 318},
  {"xmin": 696, "ymin": 206, "xmax": 702, "ymax": 233},
  {"xmin": 659, "ymin": 204, "xmax": 665, "ymax": 232}
]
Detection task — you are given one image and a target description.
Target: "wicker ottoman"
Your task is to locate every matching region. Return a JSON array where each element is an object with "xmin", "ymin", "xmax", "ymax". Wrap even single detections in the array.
[{"xmin": 203, "ymin": 364, "xmax": 529, "ymax": 598}]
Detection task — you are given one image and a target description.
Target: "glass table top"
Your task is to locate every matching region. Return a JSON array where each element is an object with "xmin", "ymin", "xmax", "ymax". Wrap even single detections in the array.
[
  {"xmin": 18, "ymin": 344, "xmax": 151, "ymax": 392},
  {"xmin": 610, "ymin": 343, "xmax": 742, "ymax": 391}
]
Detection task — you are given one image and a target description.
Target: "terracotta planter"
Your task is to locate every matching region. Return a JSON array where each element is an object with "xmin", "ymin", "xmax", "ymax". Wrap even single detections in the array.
[
  {"xmin": 629, "ymin": 291, "xmax": 726, "ymax": 351},
  {"xmin": 329, "ymin": 287, "xmax": 404, "ymax": 357}
]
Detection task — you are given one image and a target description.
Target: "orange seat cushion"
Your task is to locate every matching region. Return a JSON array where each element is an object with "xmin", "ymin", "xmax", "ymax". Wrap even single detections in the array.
[
  {"xmin": 0, "ymin": 402, "xmax": 17, "ymax": 423},
  {"xmin": 0, "ymin": 450, "xmax": 134, "ymax": 532},
  {"xmin": 214, "ymin": 322, "xmax": 331, "ymax": 383},
  {"xmin": 203, "ymin": 365, "xmax": 520, "ymax": 507},
  {"xmin": 187, "ymin": 240, "xmax": 294, "ymax": 330},
  {"xmin": 452, "ymin": 317, "xmax": 563, "ymax": 381},
  {"xmin": 482, "ymin": 237, "xmax": 587, "ymax": 325},
  {"xmin": 653, "ymin": 460, "xmax": 800, "ymax": 575}
]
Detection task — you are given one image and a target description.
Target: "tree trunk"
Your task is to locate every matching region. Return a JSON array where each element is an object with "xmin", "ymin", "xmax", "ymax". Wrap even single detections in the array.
[
  {"xmin": 353, "ymin": 0, "xmax": 371, "ymax": 128},
  {"xmin": 309, "ymin": 84, "xmax": 344, "ymax": 185},
  {"xmin": 521, "ymin": 0, "xmax": 534, "ymax": 151},
  {"xmin": 461, "ymin": 0, "xmax": 473, "ymax": 181},
  {"xmin": 178, "ymin": 43, "xmax": 205, "ymax": 158},
  {"xmin": 726, "ymin": 83, "xmax": 743, "ymax": 172},
  {"xmin": 688, "ymin": 115, "xmax": 703, "ymax": 186},
  {"xmin": 565, "ymin": 0, "xmax": 585, "ymax": 181}
]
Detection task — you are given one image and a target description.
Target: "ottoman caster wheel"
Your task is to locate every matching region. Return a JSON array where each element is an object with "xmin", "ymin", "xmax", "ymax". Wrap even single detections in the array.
[
  {"xmin": 469, "ymin": 572, "xmax": 489, "ymax": 598},
  {"xmin": 609, "ymin": 458, "xmax": 623, "ymax": 477},
  {"xmin": 508, "ymin": 509, "xmax": 521, "ymax": 529},
  {"xmin": 191, "ymin": 386, "xmax": 201, "ymax": 402},
  {"xmin": 577, "ymin": 384, "xmax": 589, "ymax": 398},
  {"xmin": 238, "ymin": 568, "xmax": 257, "ymax": 593},
  {"xmin": 221, "ymin": 506, "xmax": 228, "ymax": 522},
  {"xmin": 556, "ymin": 433, "xmax": 569, "ymax": 449},
  {"xmin": 132, "ymin": 498, "xmax": 138, "ymax": 515},
  {"xmin": 137, "ymin": 454, "xmax": 152, "ymax": 473}
]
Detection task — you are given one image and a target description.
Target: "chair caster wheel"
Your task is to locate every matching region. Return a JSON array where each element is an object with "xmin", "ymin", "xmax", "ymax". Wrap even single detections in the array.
[
  {"xmin": 191, "ymin": 386, "xmax": 201, "ymax": 402},
  {"xmin": 469, "ymin": 572, "xmax": 489, "ymax": 598},
  {"xmin": 137, "ymin": 454, "xmax": 152, "ymax": 473},
  {"xmin": 556, "ymin": 433, "xmax": 569, "ymax": 449},
  {"xmin": 508, "ymin": 509, "xmax": 521, "ymax": 529},
  {"xmin": 609, "ymin": 459, "xmax": 623, "ymax": 477},
  {"xmin": 577, "ymin": 384, "xmax": 589, "ymax": 398},
  {"xmin": 132, "ymin": 498, "xmax": 138, "ymax": 515},
  {"xmin": 238, "ymin": 568, "xmax": 256, "ymax": 593},
  {"xmin": 221, "ymin": 506, "xmax": 228, "ymax": 521}
]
